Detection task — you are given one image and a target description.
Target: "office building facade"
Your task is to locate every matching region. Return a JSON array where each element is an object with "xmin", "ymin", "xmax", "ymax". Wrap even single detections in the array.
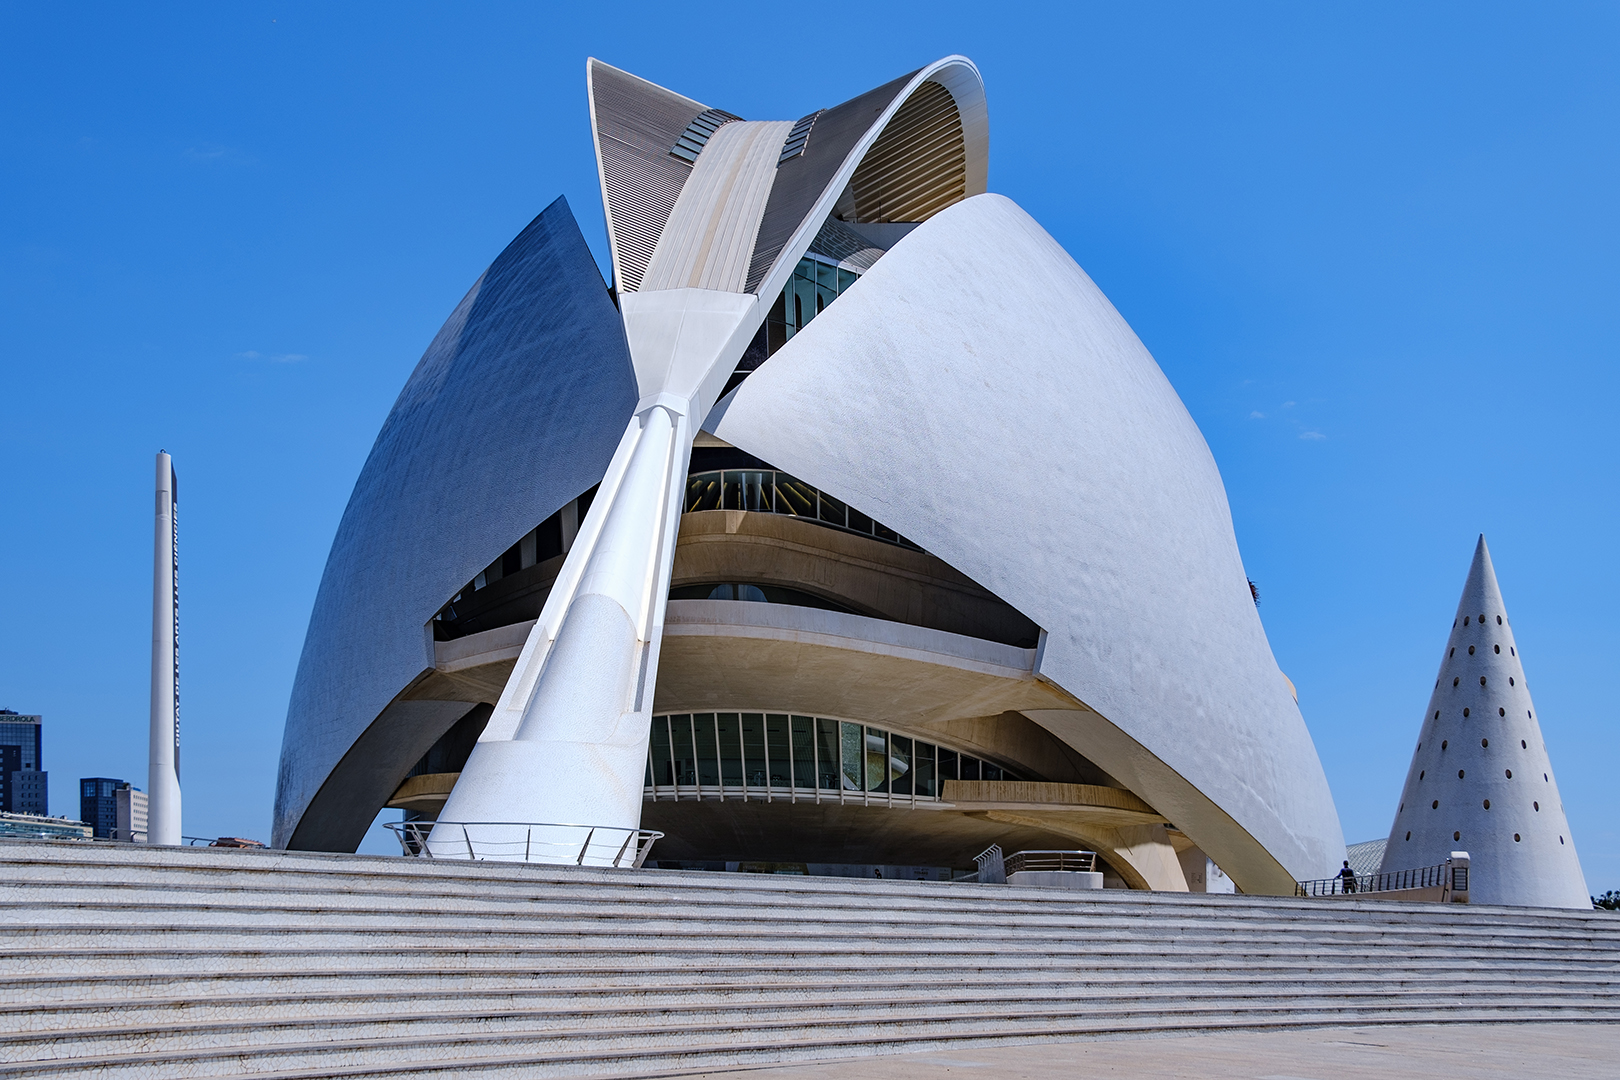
[
  {"xmin": 80, "ymin": 778, "xmax": 145, "ymax": 842},
  {"xmin": 0, "ymin": 710, "xmax": 47, "ymax": 816}
]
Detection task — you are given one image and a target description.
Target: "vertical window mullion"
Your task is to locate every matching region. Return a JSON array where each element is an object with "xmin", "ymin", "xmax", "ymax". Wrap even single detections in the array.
[
  {"xmin": 811, "ymin": 716, "xmax": 820, "ymax": 805},
  {"xmin": 911, "ymin": 736, "xmax": 918, "ymax": 809},
  {"xmin": 714, "ymin": 716, "xmax": 724, "ymax": 803},
  {"xmin": 837, "ymin": 719, "xmax": 845, "ymax": 806},
  {"xmin": 688, "ymin": 715, "xmax": 698, "ymax": 798}
]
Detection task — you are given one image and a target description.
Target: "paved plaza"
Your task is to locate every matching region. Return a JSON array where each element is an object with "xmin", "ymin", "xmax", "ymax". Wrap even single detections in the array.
[{"xmin": 704, "ymin": 1023, "xmax": 1620, "ymax": 1080}]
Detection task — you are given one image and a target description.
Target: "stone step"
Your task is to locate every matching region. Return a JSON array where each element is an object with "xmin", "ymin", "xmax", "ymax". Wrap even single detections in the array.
[
  {"xmin": 4, "ymin": 841, "xmax": 1617, "ymax": 1079},
  {"xmin": 7, "ymin": 924, "xmax": 1615, "ymax": 962},
  {"xmin": 7, "ymin": 946, "xmax": 1616, "ymax": 983},
  {"xmin": 6, "ymin": 963, "xmax": 1610, "ymax": 1010},
  {"xmin": 3, "ymin": 865, "xmax": 1609, "ymax": 926},
  {"xmin": 3, "ymin": 985, "xmax": 1615, "ymax": 1051},
  {"xmin": 2, "ymin": 845, "xmax": 1609, "ymax": 927},
  {"xmin": 4, "ymin": 895, "xmax": 1613, "ymax": 945},
  {"xmin": 5, "ymin": 1002, "xmax": 1617, "ymax": 1080},
  {"xmin": 2, "ymin": 947, "xmax": 1606, "ymax": 982}
]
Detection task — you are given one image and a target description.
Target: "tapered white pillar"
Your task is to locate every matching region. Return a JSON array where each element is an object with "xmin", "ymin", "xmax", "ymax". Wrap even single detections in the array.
[
  {"xmin": 431, "ymin": 289, "xmax": 755, "ymax": 862},
  {"xmin": 148, "ymin": 451, "xmax": 182, "ymax": 845}
]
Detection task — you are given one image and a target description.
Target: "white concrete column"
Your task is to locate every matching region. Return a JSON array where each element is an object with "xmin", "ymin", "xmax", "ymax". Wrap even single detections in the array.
[{"xmin": 148, "ymin": 452, "xmax": 182, "ymax": 846}]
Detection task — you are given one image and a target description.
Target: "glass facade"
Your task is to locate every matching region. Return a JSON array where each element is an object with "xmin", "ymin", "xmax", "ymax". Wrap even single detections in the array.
[
  {"xmin": 0, "ymin": 712, "xmax": 45, "ymax": 815},
  {"xmin": 645, "ymin": 713, "xmax": 1018, "ymax": 804},
  {"xmin": 762, "ymin": 257, "xmax": 861, "ymax": 355},
  {"xmin": 726, "ymin": 254, "xmax": 863, "ymax": 397},
  {"xmin": 79, "ymin": 777, "xmax": 126, "ymax": 840}
]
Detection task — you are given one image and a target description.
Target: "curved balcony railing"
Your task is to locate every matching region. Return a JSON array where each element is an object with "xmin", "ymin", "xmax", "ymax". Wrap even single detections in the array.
[
  {"xmin": 684, "ymin": 470, "xmax": 921, "ymax": 550},
  {"xmin": 386, "ymin": 821, "xmax": 662, "ymax": 868}
]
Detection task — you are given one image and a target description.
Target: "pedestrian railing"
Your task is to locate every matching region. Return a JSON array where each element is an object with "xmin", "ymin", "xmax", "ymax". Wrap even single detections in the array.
[
  {"xmin": 972, "ymin": 843, "xmax": 1005, "ymax": 884},
  {"xmin": 958, "ymin": 847, "xmax": 1099, "ymax": 884},
  {"xmin": 1005, "ymin": 850, "xmax": 1098, "ymax": 875},
  {"xmin": 1297, "ymin": 852, "xmax": 1470, "ymax": 902},
  {"xmin": 386, "ymin": 821, "xmax": 663, "ymax": 868}
]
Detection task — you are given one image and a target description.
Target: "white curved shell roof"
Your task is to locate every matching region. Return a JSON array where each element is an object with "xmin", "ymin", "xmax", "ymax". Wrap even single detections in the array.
[
  {"xmin": 276, "ymin": 58, "xmax": 1347, "ymax": 889},
  {"xmin": 711, "ymin": 193, "xmax": 1346, "ymax": 890}
]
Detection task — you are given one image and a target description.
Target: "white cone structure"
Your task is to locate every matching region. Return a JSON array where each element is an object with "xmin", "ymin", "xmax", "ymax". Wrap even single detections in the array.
[
  {"xmin": 1380, "ymin": 536, "xmax": 1587, "ymax": 908},
  {"xmin": 148, "ymin": 451, "xmax": 182, "ymax": 845}
]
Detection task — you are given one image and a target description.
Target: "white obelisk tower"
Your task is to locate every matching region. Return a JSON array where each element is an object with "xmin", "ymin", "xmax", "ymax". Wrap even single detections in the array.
[
  {"xmin": 149, "ymin": 451, "xmax": 182, "ymax": 845},
  {"xmin": 1380, "ymin": 536, "xmax": 1588, "ymax": 908}
]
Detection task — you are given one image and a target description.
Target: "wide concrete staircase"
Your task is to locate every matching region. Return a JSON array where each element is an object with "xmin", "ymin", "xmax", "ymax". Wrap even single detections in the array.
[{"xmin": 3, "ymin": 839, "xmax": 1618, "ymax": 1079}]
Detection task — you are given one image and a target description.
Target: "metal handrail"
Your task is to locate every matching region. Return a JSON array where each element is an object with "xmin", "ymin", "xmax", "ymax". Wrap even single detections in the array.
[
  {"xmin": 1296, "ymin": 859, "xmax": 1456, "ymax": 897},
  {"xmin": 386, "ymin": 820, "xmax": 663, "ymax": 869},
  {"xmin": 1005, "ymin": 849, "xmax": 1097, "ymax": 875}
]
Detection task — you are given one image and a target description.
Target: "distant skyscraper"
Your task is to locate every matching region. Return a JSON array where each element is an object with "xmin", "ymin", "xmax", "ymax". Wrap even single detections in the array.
[
  {"xmin": 0, "ymin": 710, "xmax": 47, "ymax": 815},
  {"xmin": 117, "ymin": 784, "xmax": 148, "ymax": 843},
  {"xmin": 80, "ymin": 778, "xmax": 145, "ymax": 841}
]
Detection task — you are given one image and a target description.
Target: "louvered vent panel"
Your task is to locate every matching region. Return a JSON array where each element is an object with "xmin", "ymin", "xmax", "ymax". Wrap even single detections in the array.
[
  {"xmin": 742, "ymin": 69, "xmax": 918, "ymax": 296},
  {"xmin": 849, "ymin": 80, "xmax": 965, "ymax": 224},
  {"xmin": 778, "ymin": 110, "xmax": 824, "ymax": 164},
  {"xmin": 590, "ymin": 63, "xmax": 710, "ymax": 293},
  {"xmin": 670, "ymin": 109, "xmax": 743, "ymax": 164}
]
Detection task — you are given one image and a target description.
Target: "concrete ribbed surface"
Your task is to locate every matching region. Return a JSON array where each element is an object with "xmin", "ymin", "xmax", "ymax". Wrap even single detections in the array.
[{"xmin": 1, "ymin": 840, "xmax": 1617, "ymax": 1079}]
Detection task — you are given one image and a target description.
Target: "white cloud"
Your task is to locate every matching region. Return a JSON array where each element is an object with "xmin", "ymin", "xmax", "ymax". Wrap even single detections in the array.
[
  {"xmin": 1282, "ymin": 400, "xmax": 1297, "ymax": 409},
  {"xmin": 1248, "ymin": 411, "xmax": 1265, "ymax": 420},
  {"xmin": 1299, "ymin": 430, "xmax": 1326, "ymax": 440}
]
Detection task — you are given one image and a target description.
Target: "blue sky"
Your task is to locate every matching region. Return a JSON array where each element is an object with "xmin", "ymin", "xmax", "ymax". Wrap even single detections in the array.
[{"xmin": 3, "ymin": 4, "xmax": 1616, "ymax": 882}]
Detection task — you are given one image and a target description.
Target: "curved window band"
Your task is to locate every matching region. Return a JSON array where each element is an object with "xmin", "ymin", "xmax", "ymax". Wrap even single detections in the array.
[
  {"xmin": 668, "ymin": 582, "xmax": 851, "ymax": 612},
  {"xmin": 645, "ymin": 712, "xmax": 1019, "ymax": 806}
]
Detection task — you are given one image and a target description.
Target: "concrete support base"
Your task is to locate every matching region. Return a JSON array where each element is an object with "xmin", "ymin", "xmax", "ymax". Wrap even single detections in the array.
[{"xmin": 1007, "ymin": 869, "xmax": 1102, "ymax": 890}]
